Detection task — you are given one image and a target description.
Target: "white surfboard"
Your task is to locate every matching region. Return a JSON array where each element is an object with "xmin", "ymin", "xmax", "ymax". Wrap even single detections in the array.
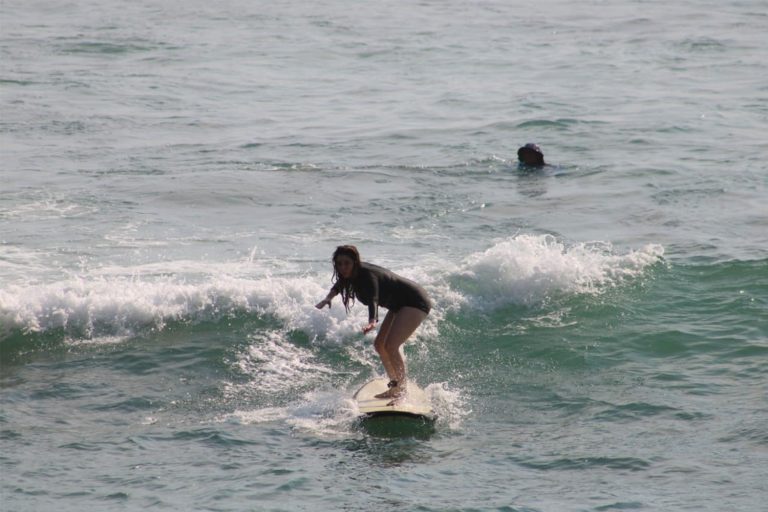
[{"xmin": 353, "ymin": 378, "xmax": 435, "ymax": 421}]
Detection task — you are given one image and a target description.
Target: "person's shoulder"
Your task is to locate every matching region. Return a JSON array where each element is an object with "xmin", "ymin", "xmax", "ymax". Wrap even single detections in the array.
[
  {"xmin": 361, "ymin": 262, "xmax": 396, "ymax": 280},
  {"xmin": 361, "ymin": 262, "xmax": 385, "ymax": 273}
]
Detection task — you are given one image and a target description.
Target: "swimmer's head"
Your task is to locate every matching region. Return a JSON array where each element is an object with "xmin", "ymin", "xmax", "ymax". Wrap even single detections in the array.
[{"xmin": 517, "ymin": 143, "xmax": 545, "ymax": 167}]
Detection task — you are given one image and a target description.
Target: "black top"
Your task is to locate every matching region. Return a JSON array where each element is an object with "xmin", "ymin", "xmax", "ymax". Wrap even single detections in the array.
[{"xmin": 333, "ymin": 262, "xmax": 431, "ymax": 322}]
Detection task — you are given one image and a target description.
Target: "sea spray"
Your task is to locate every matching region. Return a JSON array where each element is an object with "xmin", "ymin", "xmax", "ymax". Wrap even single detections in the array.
[
  {"xmin": 453, "ymin": 234, "xmax": 664, "ymax": 309},
  {"xmin": 0, "ymin": 235, "xmax": 663, "ymax": 345}
]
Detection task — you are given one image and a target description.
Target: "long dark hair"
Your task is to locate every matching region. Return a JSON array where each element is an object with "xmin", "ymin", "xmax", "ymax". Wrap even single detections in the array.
[{"xmin": 332, "ymin": 245, "xmax": 361, "ymax": 313}]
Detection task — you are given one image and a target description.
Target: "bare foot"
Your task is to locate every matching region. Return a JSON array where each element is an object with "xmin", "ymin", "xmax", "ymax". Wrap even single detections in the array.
[
  {"xmin": 374, "ymin": 388, "xmax": 398, "ymax": 399},
  {"xmin": 375, "ymin": 385, "xmax": 405, "ymax": 400},
  {"xmin": 386, "ymin": 394, "xmax": 406, "ymax": 406}
]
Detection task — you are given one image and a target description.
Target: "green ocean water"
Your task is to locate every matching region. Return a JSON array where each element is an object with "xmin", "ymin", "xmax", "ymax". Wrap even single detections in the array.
[{"xmin": 2, "ymin": 0, "xmax": 767, "ymax": 511}]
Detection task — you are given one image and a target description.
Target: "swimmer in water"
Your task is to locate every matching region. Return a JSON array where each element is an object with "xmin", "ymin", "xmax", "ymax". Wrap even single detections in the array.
[
  {"xmin": 315, "ymin": 245, "xmax": 431, "ymax": 402},
  {"xmin": 517, "ymin": 142, "xmax": 546, "ymax": 168}
]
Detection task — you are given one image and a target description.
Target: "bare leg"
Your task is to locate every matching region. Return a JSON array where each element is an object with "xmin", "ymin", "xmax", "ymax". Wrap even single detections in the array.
[
  {"xmin": 374, "ymin": 307, "xmax": 427, "ymax": 400},
  {"xmin": 373, "ymin": 310, "xmax": 396, "ymax": 381}
]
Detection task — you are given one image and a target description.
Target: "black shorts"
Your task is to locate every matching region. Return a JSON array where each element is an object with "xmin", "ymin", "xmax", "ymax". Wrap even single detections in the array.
[{"xmin": 386, "ymin": 282, "xmax": 432, "ymax": 315}]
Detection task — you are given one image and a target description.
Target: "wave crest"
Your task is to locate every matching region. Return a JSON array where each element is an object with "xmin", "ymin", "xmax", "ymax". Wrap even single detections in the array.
[
  {"xmin": 453, "ymin": 234, "xmax": 664, "ymax": 308},
  {"xmin": 0, "ymin": 235, "xmax": 664, "ymax": 345}
]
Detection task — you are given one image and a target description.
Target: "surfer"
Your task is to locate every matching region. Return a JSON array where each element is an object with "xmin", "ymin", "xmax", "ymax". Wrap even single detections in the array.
[
  {"xmin": 517, "ymin": 142, "xmax": 546, "ymax": 168},
  {"xmin": 315, "ymin": 245, "xmax": 431, "ymax": 402}
]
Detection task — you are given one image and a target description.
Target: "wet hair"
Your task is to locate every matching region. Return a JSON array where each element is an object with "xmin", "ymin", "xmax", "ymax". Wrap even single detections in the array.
[
  {"xmin": 517, "ymin": 143, "xmax": 545, "ymax": 166},
  {"xmin": 332, "ymin": 245, "xmax": 362, "ymax": 312}
]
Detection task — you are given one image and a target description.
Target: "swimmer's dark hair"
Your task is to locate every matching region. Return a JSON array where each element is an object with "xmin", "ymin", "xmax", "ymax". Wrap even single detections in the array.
[
  {"xmin": 332, "ymin": 245, "xmax": 361, "ymax": 313},
  {"xmin": 517, "ymin": 143, "xmax": 545, "ymax": 166}
]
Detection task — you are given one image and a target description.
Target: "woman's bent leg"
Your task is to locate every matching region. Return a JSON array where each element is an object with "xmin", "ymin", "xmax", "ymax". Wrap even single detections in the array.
[
  {"xmin": 374, "ymin": 307, "xmax": 427, "ymax": 399},
  {"xmin": 373, "ymin": 310, "xmax": 396, "ymax": 381}
]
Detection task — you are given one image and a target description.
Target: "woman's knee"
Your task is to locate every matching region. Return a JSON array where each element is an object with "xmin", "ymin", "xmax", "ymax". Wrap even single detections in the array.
[{"xmin": 384, "ymin": 340, "xmax": 404, "ymax": 357}]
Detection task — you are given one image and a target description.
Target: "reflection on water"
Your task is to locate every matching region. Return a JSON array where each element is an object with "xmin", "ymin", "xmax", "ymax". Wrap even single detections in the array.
[{"xmin": 339, "ymin": 419, "xmax": 439, "ymax": 466}]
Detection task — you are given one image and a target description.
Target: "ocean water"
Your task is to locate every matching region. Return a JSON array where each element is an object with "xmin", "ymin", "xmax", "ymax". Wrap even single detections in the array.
[{"xmin": 1, "ymin": 0, "xmax": 767, "ymax": 510}]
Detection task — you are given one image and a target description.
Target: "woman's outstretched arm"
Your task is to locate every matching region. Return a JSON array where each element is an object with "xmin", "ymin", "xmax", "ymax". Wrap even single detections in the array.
[{"xmin": 315, "ymin": 286, "xmax": 339, "ymax": 309}]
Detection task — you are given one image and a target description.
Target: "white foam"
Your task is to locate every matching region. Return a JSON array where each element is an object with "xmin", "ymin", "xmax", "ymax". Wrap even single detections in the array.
[
  {"xmin": 223, "ymin": 381, "xmax": 468, "ymax": 436},
  {"xmin": 285, "ymin": 390, "xmax": 361, "ymax": 436},
  {"xmin": 0, "ymin": 269, "xmax": 363, "ymax": 342},
  {"xmin": 0, "ymin": 234, "xmax": 663, "ymax": 342},
  {"xmin": 223, "ymin": 390, "xmax": 360, "ymax": 438},
  {"xmin": 225, "ymin": 330, "xmax": 337, "ymax": 398},
  {"xmin": 425, "ymin": 381, "xmax": 469, "ymax": 431},
  {"xmin": 0, "ymin": 196, "xmax": 98, "ymax": 220},
  {"xmin": 453, "ymin": 234, "xmax": 663, "ymax": 309},
  {"xmin": 0, "ymin": 245, "xmax": 54, "ymax": 284},
  {"xmin": 0, "ymin": 234, "xmax": 665, "ymax": 441},
  {"xmin": 224, "ymin": 406, "xmax": 292, "ymax": 425}
]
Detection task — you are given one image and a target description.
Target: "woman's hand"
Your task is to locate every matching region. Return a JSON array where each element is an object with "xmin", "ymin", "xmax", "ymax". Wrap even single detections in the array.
[
  {"xmin": 362, "ymin": 321, "xmax": 377, "ymax": 334},
  {"xmin": 315, "ymin": 298, "xmax": 331, "ymax": 309}
]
